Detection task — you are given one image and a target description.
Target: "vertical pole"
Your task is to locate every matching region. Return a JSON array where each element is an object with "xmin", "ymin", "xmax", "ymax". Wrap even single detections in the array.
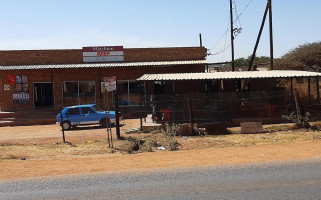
[
  {"xmin": 104, "ymin": 92, "xmax": 111, "ymax": 148},
  {"xmin": 294, "ymin": 88, "xmax": 301, "ymax": 116},
  {"xmin": 199, "ymin": 33, "xmax": 203, "ymax": 47},
  {"xmin": 78, "ymin": 81, "xmax": 80, "ymax": 105},
  {"xmin": 60, "ymin": 111, "xmax": 66, "ymax": 143},
  {"xmin": 317, "ymin": 78, "xmax": 320, "ymax": 103},
  {"xmin": 230, "ymin": 0, "xmax": 235, "ymax": 72},
  {"xmin": 51, "ymin": 69, "xmax": 54, "ymax": 108},
  {"xmin": 308, "ymin": 77, "xmax": 311, "ymax": 104},
  {"xmin": 140, "ymin": 83, "xmax": 143, "ymax": 131},
  {"xmin": 99, "ymin": 68, "xmax": 102, "ymax": 107},
  {"xmin": 268, "ymin": 0, "xmax": 274, "ymax": 70},
  {"xmin": 114, "ymin": 90, "xmax": 121, "ymax": 139},
  {"xmin": 107, "ymin": 91, "xmax": 113, "ymax": 148},
  {"xmin": 248, "ymin": 3, "xmax": 269, "ymax": 71},
  {"xmin": 187, "ymin": 98, "xmax": 194, "ymax": 135},
  {"xmin": 290, "ymin": 78, "xmax": 293, "ymax": 103}
]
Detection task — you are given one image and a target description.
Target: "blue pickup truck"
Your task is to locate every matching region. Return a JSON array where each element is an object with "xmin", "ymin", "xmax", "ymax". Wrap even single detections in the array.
[{"xmin": 57, "ymin": 104, "xmax": 118, "ymax": 130}]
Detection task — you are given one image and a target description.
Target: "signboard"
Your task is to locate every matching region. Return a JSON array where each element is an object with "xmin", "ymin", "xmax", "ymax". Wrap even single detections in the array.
[
  {"xmin": 4, "ymin": 85, "xmax": 10, "ymax": 91},
  {"xmin": 13, "ymin": 94, "xmax": 30, "ymax": 103},
  {"xmin": 102, "ymin": 76, "xmax": 117, "ymax": 92},
  {"xmin": 83, "ymin": 46, "xmax": 124, "ymax": 63}
]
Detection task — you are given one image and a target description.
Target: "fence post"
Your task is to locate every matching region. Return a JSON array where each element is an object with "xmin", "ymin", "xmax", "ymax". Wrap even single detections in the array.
[
  {"xmin": 114, "ymin": 90, "xmax": 121, "ymax": 139},
  {"xmin": 60, "ymin": 111, "xmax": 66, "ymax": 143},
  {"xmin": 294, "ymin": 88, "xmax": 301, "ymax": 117},
  {"xmin": 187, "ymin": 98, "xmax": 194, "ymax": 134},
  {"xmin": 317, "ymin": 78, "xmax": 320, "ymax": 103},
  {"xmin": 308, "ymin": 77, "xmax": 311, "ymax": 105}
]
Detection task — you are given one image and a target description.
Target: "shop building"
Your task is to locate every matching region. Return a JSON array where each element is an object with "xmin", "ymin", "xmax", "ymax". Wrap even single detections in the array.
[{"xmin": 0, "ymin": 46, "xmax": 207, "ymax": 112}]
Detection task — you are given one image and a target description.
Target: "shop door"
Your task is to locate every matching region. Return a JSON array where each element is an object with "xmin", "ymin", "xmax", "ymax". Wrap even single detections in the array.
[{"xmin": 34, "ymin": 83, "xmax": 54, "ymax": 108}]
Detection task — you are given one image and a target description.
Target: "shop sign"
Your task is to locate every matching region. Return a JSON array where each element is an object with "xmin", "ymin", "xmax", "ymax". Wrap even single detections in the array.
[
  {"xmin": 82, "ymin": 46, "xmax": 124, "ymax": 63},
  {"xmin": 13, "ymin": 93, "xmax": 30, "ymax": 103},
  {"xmin": 102, "ymin": 76, "xmax": 116, "ymax": 92},
  {"xmin": 4, "ymin": 85, "xmax": 10, "ymax": 91}
]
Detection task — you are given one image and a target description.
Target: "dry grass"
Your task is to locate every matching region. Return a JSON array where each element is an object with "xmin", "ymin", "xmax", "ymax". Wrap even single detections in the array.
[
  {"xmin": 1, "ymin": 120, "xmax": 321, "ymax": 162},
  {"xmin": 1, "ymin": 123, "xmax": 321, "ymax": 161}
]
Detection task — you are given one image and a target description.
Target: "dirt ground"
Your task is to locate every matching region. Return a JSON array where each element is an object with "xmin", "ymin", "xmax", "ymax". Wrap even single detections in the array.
[{"xmin": 1, "ymin": 119, "xmax": 321, "ymax": 180}]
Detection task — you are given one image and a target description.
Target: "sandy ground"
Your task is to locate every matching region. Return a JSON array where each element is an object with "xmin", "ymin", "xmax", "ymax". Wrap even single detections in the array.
[{"xmin": 1, "ymin": 119, "xmax": 321, "ymax": 180}]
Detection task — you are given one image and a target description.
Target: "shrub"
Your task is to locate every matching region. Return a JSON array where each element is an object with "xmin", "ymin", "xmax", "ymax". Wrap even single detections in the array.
[
  {"xmin": 141, "ymin": 136, "xmax": 156, "ymax": 152},
  {"xmin": 120, "ymin": 138, "xmax": 140, "ymax": 154},
  {"xmin": 162, "ymin": 123, "xmax": 179, "ymax": 151},
  {"xmin": 282, "ymin": 112, "xmax": 311, "ymax": 129}
]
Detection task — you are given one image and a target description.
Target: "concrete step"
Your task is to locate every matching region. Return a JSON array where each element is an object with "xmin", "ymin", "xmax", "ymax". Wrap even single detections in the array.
[
  {"xmin": 0, "ymin": 109, "xmax": 59, "ymax": 127},
  {"xmin": 0, "ymin": 112, "xmax": 25, "ymax": 118}
]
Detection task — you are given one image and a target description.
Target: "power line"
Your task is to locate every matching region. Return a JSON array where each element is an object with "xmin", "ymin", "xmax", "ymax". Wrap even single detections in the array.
[{"xmin": 209, "ymin": 0, "xmax": 253, "ymax": 55}]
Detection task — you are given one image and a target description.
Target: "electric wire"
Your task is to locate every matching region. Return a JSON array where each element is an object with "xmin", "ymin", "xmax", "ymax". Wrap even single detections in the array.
[{"xmin": 209, "ymin": 0, "xmax": 253, "ymax": 56}]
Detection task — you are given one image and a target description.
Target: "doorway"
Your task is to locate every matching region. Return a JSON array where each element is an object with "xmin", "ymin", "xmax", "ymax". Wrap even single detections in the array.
[{"xmin": 34, "ymin": 83, "xmax": 54, "ymax": 108}]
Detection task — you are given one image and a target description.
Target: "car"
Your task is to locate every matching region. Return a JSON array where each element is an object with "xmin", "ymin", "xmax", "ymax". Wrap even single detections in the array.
[{"xmin": 56, "ymin": 104, "xmax": 119, "ymax": 130}]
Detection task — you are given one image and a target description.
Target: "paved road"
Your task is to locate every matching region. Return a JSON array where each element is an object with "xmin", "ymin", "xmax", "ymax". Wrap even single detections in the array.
[{"xmin": 1, "ymin": 159, "xmax": 321, "ymax": 200}]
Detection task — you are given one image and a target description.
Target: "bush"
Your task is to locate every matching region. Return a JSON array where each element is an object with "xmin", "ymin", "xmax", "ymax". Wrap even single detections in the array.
[
  {"xmin": 120, "ymin": 138, "xmax": 140, "ymax": 153},
  {"xmin": 282, "ymin": 112, "xmax": 311, "ymax": 129},
  {"xmin": 141, "ymin": 136, "xmax": 156, "ymax": 152},
  {"xmin": 162, "ymin": 123, "xmax": 179, "ymax": 151}
]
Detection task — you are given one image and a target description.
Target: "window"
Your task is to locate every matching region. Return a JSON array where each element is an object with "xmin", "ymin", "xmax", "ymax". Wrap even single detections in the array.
[
  {"xmin": 117, "ymin": 80, "xmax": 142, "ymax": 105},
  {"xmin": 63, "ymin": 81, "xmax": 96, "ymax": 106},
  {"xmin": 66, "ymin": 108, "xmax": 80, "ymax": 116},
  {"xmin": 81, "ymin": 107, "xmax": 95, "ymax": 114}
]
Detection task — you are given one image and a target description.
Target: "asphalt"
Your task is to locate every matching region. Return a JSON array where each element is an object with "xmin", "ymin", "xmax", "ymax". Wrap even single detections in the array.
[{"xmin": 1, "ymin": 159, "xmax": 321, "ymax": 200}]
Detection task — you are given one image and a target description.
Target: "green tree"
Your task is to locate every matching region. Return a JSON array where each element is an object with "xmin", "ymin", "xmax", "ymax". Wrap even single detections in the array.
[
  {"xmin": 234, "ymin": 55, "xmax": 270, "ymax": 67},
  {"xmin": 275, "ymin": 42, "xmax": 321, "ymax": 71}
]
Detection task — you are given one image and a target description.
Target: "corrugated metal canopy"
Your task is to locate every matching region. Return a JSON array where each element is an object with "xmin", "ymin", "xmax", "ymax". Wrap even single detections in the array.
[
  {"xmin": 0, "ymin": 60, "xmax": 208, "ymax": 71},
  {"xmin": 137, "ymin": 70, "xmax": 321, "ymax": 81}
]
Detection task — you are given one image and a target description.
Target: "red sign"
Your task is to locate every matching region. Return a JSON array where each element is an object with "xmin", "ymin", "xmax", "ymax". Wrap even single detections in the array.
[
  {"xmin": 7, "ymin": 75, "xmax": 16, "ymax": 84},
  {"xmin": 83, "ymin": 46, "xmax": 123, "ymax": 52},
  {"xmin": 97, "ymin": 51, "xmax": 111, "ymax": 56},
  {"xmin": 82, "ymin": 46, "xmax": 124, "ymax": 63}
]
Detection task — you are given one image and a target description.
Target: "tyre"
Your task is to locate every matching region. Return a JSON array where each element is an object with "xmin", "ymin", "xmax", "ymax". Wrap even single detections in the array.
[
  {"xmin": 62, "ymin": 121, "xmax": 71, "ymax": 130},
  {"xmin": 100, "ymin": 118, "xmax": 109, "ymax": 128}
]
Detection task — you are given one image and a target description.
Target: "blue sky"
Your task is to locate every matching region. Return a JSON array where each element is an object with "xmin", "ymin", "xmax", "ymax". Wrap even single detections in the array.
[{"xmin": 0, "ymin": 0, "xmax": 320, "ymax": 62}]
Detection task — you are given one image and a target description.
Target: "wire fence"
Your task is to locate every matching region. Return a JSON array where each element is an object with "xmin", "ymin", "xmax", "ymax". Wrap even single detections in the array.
[{"xmin": 132, "ymin": 90, "xmax": 321, "ymax": 125}]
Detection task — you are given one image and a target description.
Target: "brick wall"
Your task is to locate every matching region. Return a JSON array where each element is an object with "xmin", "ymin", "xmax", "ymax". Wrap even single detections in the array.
[
  {"xmin": 0, "ymin": 46, "xmax": 206, "ymax": 111},
  {"xmin": 0, "ymin": 64, "xmax": 205, "ymax": 111},
  {"xmin": 0, "ymin": 47, "xmax": 206, "ymax": 65}
]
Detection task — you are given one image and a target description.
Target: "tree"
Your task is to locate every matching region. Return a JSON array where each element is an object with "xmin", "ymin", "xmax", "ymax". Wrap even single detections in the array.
[
  {"xmin": 274, "ymin": 42, "xmax": 321, "ymax": 71},
  {"xmin": 234, "ymin": 55, "xmax": 270, "ymax": 68}
]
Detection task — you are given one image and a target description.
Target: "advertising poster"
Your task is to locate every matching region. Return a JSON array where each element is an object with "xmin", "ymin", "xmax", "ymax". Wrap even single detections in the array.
[
  {"xmin": 16, "ymin": 84, "xmax": 23, "ymax": 92},
  {"xmin": 7, "ymin": 75, "xmax": 16, "ymax": 84},
  {"xmin": 22, "ymin": 75, "xmax": 28, "ymax": 83},
  {"xmin": 22, "ymin": 84, "xmax": 29, "ymax": 92},
  {"xmin": 16, "ymin": 75, "xmax": 22, "ymax": 84}
]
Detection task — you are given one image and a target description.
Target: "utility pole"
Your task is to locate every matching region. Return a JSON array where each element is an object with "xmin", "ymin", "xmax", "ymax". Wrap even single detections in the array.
[
  {"xmin": 268, "ymin": 0, "xmax": 274, "ymax": 70},
  {"xmin": 230, "ymin": 0, "xmax": 235, "ymax": 71}
]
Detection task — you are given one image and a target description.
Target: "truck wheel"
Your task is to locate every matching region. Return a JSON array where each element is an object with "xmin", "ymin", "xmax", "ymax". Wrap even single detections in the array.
[{"xmin": 62, "ymin": 121, "xmax": 71, "ymax": 130}]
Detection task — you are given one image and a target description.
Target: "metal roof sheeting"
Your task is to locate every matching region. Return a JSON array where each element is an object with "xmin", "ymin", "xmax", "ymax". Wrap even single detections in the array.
[
  {"xmin": 0, "ymin": 60, "xmax": 208, "ymax": 71},
  {"xmin": 137, "ymin": 70, "xmax": 321, "ymax": 81}
]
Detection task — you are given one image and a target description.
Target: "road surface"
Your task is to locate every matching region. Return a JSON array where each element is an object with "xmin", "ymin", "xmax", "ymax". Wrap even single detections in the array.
[{"xmin": 1, "ymin": 159, "xmax": 321, "ymax": 200}]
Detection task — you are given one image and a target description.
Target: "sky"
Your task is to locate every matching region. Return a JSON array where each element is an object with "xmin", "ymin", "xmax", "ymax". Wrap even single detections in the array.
[{"xmin": 0, "ymin": 0, "xmax": 320, "ymax": 63}]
